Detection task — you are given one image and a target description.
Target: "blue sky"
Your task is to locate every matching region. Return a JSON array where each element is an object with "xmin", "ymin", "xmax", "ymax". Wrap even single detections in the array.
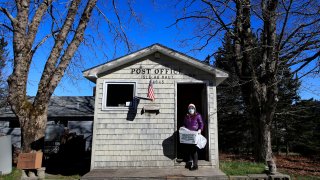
[
  {"xmin": 2, "ymin": 0, "xmax": 319, "ymax": 100},
  {"xmin": 18, "ymin": 0, "xmax": 216, "ymax": 97}
]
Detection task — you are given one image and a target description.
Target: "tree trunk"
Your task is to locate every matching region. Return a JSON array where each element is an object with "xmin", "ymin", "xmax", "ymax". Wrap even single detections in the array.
[
  {"xmin": 243, "ymin": 79, "xmax": 277, "ymax": 173},
  {"xmin": 233, "ymin": 1, "xmax": 278, "ymax": 170},
  {"xmin": 5, "ymin": 0, "xmax": 97, "ymax": 153},
  {"xmin": 19, "ymin": 110, "xmax": 48, "ymax": 152},
  {"xmin": 252, "ymin": 114, "xmax": 272, "ymax": 162}
]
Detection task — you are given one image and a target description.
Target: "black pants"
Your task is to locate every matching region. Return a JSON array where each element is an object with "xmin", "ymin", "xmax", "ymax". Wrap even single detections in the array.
[{"xmin": 186, "ymin": 144, "xmax": 198, "ymax": 167}]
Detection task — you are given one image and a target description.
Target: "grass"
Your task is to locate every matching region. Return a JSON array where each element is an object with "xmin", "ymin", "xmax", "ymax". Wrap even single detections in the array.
[
  {"xmin": 0, "ymin": 168, "xmax": 21, "ymax": 180},
  {"xmin": 0, "ymin": 168, "xmax": 81, "ymax": 180},
  {"xmin": 220, "ymin": 161, "xmax": 320, "ymax": 179},
  {"xmin": 45, "ymin": 173, "xmax": 81, "ymax": 180},
  {"xmin": 220, "ymin": 161, "xmax": 265, "ymax": 176}
]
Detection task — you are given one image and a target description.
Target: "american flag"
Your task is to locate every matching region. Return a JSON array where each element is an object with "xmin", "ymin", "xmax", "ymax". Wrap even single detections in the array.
[{"xmin": 147, "ymin": 80, "xmax": 155, "ymax": 101}]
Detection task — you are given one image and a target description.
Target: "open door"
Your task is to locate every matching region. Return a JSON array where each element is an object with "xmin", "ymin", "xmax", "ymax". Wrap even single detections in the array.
[{"xmin": 176, "ymin": 83, "xmax": 209, "ymax": 162}]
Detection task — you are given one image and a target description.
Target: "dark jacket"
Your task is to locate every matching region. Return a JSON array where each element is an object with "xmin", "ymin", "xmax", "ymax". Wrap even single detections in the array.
[{"xmin": 184, "ymin": 113, "xmax": 204, "ymax": 131}]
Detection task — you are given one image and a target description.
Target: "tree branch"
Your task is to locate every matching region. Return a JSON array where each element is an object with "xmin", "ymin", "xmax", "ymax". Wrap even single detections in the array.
[
  {"xmin": 280, "ymin": 18, "xmax": 320, "ymax": 50},
  {"xmin": 95, "ymin": 4, "xmax": 132, "ymax": 53},
  {"xmin": 167, "ymin": 15, "xmax": 215, "ymax": 28},
  {"xmin": 201, "ymin": 0, "xmax": 233, "ymax": 35},
  {"xmin": 297, "ymin": 65, "xmax": 319, "ymax": 79},
  {"xmin": 112, "ymin": 0, "xmax": 131, "ymax": 52},
  {"xmin": 281, "ymin": 39, "xmax": 320, "ymax": 61},
  {"xmin": 0, "ymin": 23, "xmax": 13, "ymax": 31},
  {"xmin": 35, "ymin": 0, "xmax": 82, "ymax": 107},
  {"xmin": 194, "ymin": 26, "xmax": 224, "ymax": 51},
  {"xmin": 31, "ymin": 30, "xmax": 60, "ymax": 55},
  {"xmin": 277, "ymin": 0, "xmax": 293, "ymax": 50},
  {"xmin": 45, "ymin": 0, "xmax": 97, "ymax": 101},
  {"xmin": 27, "ymin": 0, "xmax": 53, "ymax": 48},
  {"xmin": 7, "ymin": 1, "xmax": 32, "ymax": 113},
  {"xmin": 292, "ymin": 50, "xmax": 320, "ymax": 74},
  {"xmin": 0, "ymin": 6, "xmax": 17, "ymax": 24}
]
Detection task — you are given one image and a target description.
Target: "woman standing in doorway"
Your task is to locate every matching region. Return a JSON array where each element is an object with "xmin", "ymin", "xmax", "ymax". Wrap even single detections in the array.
[{"xmin": 184, "ymin": 103, "xmax": 204, "ymax": 171}]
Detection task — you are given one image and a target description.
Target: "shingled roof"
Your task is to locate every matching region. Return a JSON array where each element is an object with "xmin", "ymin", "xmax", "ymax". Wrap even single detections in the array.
[{"xmin": 0, "ymin": 96, "xmax": 94, "ymax": 120}]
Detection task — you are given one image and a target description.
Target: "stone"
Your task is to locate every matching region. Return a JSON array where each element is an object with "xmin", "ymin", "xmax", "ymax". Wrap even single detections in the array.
[
  {"xmin": 267, "ymin": 160, "xmax": 277, "ymax": 174},
  {"xmin": 229, "ymin": 175, "xmax": 249, "ymax": 180},
  {"xmin": 269, "ymin": 173, "xmax": 291, "ymax": 180},
  {"xmin": 37, "ymin": 167, "xmax": 46, "ymax": 179},
  {"xmin": 28, "ymin": 171, "xmax": 36, "ymax": 178},
  {"xmin": 21, "ymin": 170, "xmax": 28, "ymax": 178},
  {"xmin": 247, "ymin": 174, "xmax": 268, "ymax": 180}
]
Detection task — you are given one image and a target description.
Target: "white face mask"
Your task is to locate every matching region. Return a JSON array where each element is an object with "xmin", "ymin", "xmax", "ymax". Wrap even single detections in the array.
[{"xmin": 188, "ymin": 108, "xmax": 195, "ymax": 114}]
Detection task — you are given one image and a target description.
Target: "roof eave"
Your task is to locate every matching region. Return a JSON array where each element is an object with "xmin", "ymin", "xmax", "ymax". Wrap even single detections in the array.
[
  {"xmin": 83, "ymin": 44, "xmax": 229, "ymax": 85},
  {"xmin": 83, "ymin": 46, "xmax": 159, "ymax": 82},
  {"xmin": 214, "ymin": 68, "xmax": 229, "ymax": 86}
]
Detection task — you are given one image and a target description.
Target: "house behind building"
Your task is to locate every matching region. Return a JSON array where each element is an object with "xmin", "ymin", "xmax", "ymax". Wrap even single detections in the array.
[{"xmin": 0, "ymin": 96, "xmax": 94, "ymax": 153}]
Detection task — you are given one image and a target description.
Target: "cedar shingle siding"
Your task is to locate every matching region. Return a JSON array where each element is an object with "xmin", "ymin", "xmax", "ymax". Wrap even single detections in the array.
[{"xmin": 84, "ymin": 44, "xmax": 228, "ymax": 169}]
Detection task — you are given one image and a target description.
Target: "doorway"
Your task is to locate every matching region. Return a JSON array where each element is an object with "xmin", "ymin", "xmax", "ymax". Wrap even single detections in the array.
[{"xmin": 176, "ymin": 83, "xmax": 209, "ymax": 161}]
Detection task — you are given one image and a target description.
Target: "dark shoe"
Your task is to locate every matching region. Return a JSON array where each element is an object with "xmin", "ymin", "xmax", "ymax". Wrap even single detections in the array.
[
  {"xmin": 189, "ymin": 165, "xmax": 198, "ymax": 171},
  {"xmin": 185, "ymin": 162, "xmax": 192, "ymax": 169}
]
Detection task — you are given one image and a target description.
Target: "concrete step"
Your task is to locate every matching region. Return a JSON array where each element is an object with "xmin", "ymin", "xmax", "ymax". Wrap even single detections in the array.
[
  {"xmin": 81, "ymin": 167, "xmax": 228, "ymax": 180},
  {"xmin": 229, "ymin": 173, "xmax": 291, "ymax": 180}
]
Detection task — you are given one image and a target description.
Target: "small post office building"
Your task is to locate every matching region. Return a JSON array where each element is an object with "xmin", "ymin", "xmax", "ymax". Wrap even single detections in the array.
[{"xmin": 83, "ymin": 44, "xmax": 228, "ymax": 169}]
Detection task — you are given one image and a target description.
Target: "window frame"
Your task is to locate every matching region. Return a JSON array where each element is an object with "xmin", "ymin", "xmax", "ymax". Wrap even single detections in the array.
[{"xmin": 102, "ymin": 80, "xmax": 137, "ymax": 110}]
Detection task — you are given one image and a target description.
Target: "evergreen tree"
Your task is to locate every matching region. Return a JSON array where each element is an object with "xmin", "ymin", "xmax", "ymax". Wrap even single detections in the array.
[
  {"xmin": 214, "ymin": 32, "xmax": 301, "ymax": 155},
  {"xmin": 277, "ymin": 99, "xmax": 320, "ymax": 156},
  {"xmin": 272, "ymin": 65, "xmax": 301, "ymax": 154},
  {"xmin": 215, "ymin": 33, "xmax": 252, "ymax": 153}
]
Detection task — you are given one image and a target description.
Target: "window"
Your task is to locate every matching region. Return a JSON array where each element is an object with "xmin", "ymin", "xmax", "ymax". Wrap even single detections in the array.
[{"xmin": 103, "ymin": 82, "xmax": 136, "ymax": 109}]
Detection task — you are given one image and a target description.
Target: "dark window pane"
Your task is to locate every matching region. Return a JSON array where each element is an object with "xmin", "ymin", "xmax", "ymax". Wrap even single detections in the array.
[{"xmin": 106, "ymin": 84, "xmax": 134, "ymax": 107}]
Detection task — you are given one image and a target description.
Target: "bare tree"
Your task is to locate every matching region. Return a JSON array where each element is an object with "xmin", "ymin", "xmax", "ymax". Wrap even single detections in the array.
[
  {"xmin": 0, "ymin": 0, "xmax": 136, "ymax": 153},
  {"xmin": 0, "ymin": 0, "xmax": 98, "ymax": 152},
  {"xmin": 171, "ymin": 0, "xmax": 320, "ymax": 169}
]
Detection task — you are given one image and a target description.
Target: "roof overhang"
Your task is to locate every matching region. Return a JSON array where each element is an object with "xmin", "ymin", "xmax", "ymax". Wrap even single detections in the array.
[{"xmin": 83, "ymin": 44, "xmax": 228, "ymax": 85}]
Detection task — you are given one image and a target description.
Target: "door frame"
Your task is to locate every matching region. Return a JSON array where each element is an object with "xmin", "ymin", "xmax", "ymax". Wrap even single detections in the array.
[{"xmin": 174, "ymin": 80, "xmax": 211, "ymax": 165}]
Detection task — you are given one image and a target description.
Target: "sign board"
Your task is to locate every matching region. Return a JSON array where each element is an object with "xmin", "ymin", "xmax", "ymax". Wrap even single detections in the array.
[
  {"xmin": 17, "ymin": 152, "xmax": 42, "ymax": 169},
  {"xmin": 179, "ymin": 127, "xmax": 199, "ymax": 144}
]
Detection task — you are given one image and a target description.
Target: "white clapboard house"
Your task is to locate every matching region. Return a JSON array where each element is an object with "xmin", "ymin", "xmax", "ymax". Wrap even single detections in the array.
[{"xmin": 83, "ymin": 44, "xmax": 228, "ymax": 169}]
